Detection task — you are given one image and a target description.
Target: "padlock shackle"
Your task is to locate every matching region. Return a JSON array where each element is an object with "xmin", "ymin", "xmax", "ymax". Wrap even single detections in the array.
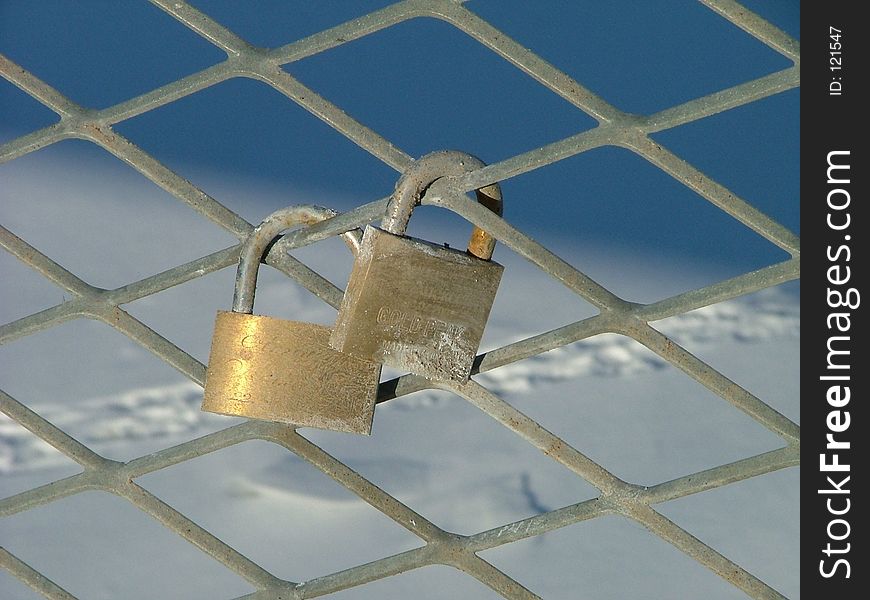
[
  {"xmin": 233, "ymin": 205, "xmax": 362, "ymax": 314},
  {"xmin": 382, "ymin": 150, "xmax": 503, "ymax": 261}
]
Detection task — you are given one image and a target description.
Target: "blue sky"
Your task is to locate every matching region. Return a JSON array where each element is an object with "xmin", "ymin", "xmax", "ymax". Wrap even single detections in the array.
[{"xmin": 1, "ymin": 1, "xmax": 799, "ymax": 287}]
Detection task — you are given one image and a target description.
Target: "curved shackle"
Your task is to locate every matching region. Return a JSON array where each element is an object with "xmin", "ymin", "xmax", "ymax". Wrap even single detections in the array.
[
  {"xmin": 382, "ymin": 150, "xmax": 503, "ymax": 261},
  {"xmin": 233, "ymin": 205, "xmax": 363, "ymax": 314}
]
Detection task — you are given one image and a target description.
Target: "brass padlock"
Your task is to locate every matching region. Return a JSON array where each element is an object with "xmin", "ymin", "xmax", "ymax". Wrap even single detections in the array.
[
  {"xmin": 329, "ymin": 150, "xmax": 504, "ymax": 382},
  {"xmin": 202, "ymin": 205, "xmax": 382, "ymax": 435}
]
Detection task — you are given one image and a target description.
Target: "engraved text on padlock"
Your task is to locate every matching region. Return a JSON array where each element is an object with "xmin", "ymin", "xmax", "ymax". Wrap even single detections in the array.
[{"xmin": 330, "ymin": 151, "xmax": 504, "ymax": 382}]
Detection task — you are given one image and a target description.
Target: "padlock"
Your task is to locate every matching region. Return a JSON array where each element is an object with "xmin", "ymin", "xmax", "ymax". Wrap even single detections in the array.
[
  {"xmin": 329, "ymin": 150, "xmax": 504, "ymax": 382},
  {"xmin": 201, "ymin": 205, "xmax": 382, "ymax": 435}
]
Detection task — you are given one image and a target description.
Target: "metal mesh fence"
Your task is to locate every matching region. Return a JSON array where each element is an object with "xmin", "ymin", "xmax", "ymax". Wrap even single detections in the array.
[{"xmin": 0, "ymin": 1, "xmax": 799, "ymax": 598}]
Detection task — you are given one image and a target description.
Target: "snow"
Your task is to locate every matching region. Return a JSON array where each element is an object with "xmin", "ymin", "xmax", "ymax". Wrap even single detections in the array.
[{"xmin": 1, "ymin": 154, "xmax": 799, "ymax": 599}]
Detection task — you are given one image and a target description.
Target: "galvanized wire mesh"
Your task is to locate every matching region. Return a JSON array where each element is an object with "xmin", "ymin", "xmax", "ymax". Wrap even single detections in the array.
[{"xmin": 0, "ymin": 1, "xmax": 799, "ymax": 599}]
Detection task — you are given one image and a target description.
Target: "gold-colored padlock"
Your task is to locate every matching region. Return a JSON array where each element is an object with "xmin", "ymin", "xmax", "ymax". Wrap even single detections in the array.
[
  {"xmin": 202, "ymin": 205, "xmax": 382, "ymax": 435},
  {"xmin": 329, "ymin": 150, "xmax": 504, "ymax": 383}
]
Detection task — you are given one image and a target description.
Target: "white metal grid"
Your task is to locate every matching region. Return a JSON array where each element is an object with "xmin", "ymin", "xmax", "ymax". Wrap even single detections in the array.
[{"xmin": 0, "ymin": 1, "xmax": 799, "ymax": 598}]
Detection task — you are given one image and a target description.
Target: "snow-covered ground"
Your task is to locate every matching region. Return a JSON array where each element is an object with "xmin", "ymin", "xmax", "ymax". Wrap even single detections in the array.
[{"xmin": 1, "ymin": 153, "xmax": 798, "ymax": 599}]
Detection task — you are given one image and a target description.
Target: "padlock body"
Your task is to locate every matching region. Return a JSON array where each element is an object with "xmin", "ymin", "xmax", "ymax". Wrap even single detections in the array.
[
  {"xmin": 202, "ymin": 312, "xmax": 380, "ymax": 434},
  {"xmin": 330, "ymin": 226, "xmax": 503, "ymax": 382}
]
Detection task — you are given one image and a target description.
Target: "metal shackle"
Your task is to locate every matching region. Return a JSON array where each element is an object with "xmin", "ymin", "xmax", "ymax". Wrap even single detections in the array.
[
  {"xmin": 382, "ymin": 150, "xmax": 503, "ymax": 261},
  {"xmin": 233, "ymin": 205, "xmax": 362, "ymax": 314}
]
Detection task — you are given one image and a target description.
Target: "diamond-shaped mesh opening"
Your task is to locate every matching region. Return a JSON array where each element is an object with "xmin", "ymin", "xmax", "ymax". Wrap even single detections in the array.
[
  {"xmin": 466, "ymin": 0, "xmax": 794, "ymax": 115},
  {"xmin": 651, "ymin": 89, "xmax": 800, "ymax": 234},
  {"xmin": 288, "ymin": 17, "xmax": 597, "ymax": 162},
  {"xmin": 0, "ymin": 321, "xmax": 219, "ymax": 461},
  {"xmin": 123, "ymin": 267, "xmax": 237, "ymax": 365},
  {"xmin": 136, "ymin": 440, "xmax": 423, "ymax": 581},
  {"xmin": 304, "ymin": 389, "xmax": 599, "ymax": 535},
  {"xmin": 485, "ymin": 146, "xmax": 793, "ymax": 303},
  {"xmin": 0, "ymin": 1, "xmax": 225, "ymax": 109},
  {"xmin": 656, "ymin": 467, "xmax": 800, "ymax": 599},
  {"xmin": 1, "ymin": 1, "xmax": 799, "ymax": 598},
  {"xmin": 0, "ymin": 491, "xmax": 254, "ymax": 600},
  {"xmin": 0, "ymin": 141, "xmax": 237, "ymax": 289},
  {"xmin": 653, "ymin": 283, "xmax": 800, "ymax": 423},
  {"xmin": 479, "ymin": 334, "xmax": 786, "ymax": 486},
  {"xmin": 113, "ymin": 78, "xmax": 400, "ymax": 220}
]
